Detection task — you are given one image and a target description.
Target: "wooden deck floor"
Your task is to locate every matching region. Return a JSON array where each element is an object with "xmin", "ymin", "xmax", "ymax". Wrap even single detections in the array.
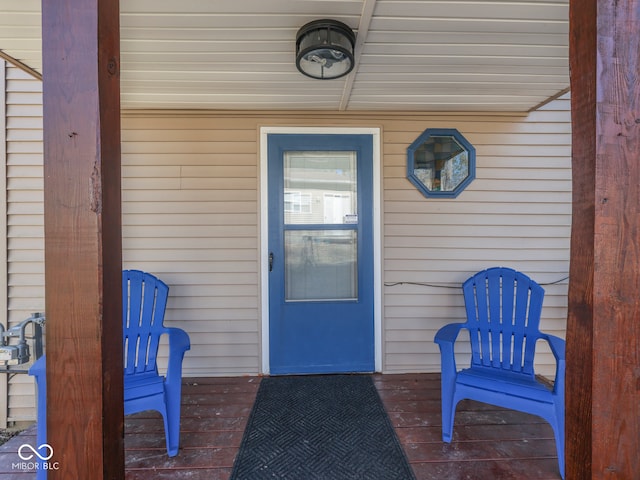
[{"xmin": 0, "ymin": 373, "xmax": 561, "ymax": 479}]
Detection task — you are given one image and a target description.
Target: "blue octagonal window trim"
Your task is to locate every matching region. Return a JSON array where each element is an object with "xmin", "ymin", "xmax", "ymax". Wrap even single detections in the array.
[{"xmin": 407, "ymin": 128, "xmax": 476, "ymax": 198}]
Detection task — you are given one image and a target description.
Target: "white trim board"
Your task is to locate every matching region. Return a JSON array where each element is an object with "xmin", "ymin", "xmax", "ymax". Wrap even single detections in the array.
[{"xmin": 259, "ymin": 126, "xmax": 382, "ymax": 375}]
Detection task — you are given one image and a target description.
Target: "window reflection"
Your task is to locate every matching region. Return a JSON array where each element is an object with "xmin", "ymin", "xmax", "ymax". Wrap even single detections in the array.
[
  {"xmin": 284, "ymin": 151, "xmax": 357, "ymax": 225},
  {"xmin": 412, "ymin": 136, "xmax": 468, "ymax": 192},
  {"xmin": 407, "ymin": 129, "xmax": 476, "ymax": 198},
  {"xmin": 285, "ymin": 230, "xmax": 357, "ymax": 301}
]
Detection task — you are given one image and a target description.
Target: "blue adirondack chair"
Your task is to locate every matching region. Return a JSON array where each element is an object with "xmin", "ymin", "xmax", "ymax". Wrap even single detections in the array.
[
  {"xmin": 29, "ymin": 269, "xmax": 190, "ymax": 479},
  {"xmin": 434, "ymin": 267, "xmax": 565, "ymax": 479},
  {"xmin": 123, "ymin": 269, "xmax": 190, "ymax": 457}
]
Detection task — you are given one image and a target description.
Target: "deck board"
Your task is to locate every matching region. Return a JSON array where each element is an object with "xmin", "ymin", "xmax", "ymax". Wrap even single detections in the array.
[{"xmin": 0, "ymin": 373, "xmax": 562, "ymax": 479}]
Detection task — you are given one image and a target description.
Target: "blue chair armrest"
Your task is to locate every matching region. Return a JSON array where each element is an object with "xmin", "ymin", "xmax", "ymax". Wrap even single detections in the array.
[
  {"xmin": 434, "ymin": 322, "xmax": 467, "ymax": 442},
  {"xmin": 542, "ymin": 334, "xmax": 565, "ymax": 361},
  {"xmin": 434, "ymin": 323, "xmax": 466, "ymax": 376},
  {"xmin": 167, "ymin": 327, "xmax": 191, "ymax": 354},
  {"xmin": 434, "ymin": 322, "xmax": 465, "ymax": 346},
  {"xmin": 165, "ymin": 327, "xmax": 190, "ymax": 385},
  {"xmin": 29, "ymin": 354, "xmax": 47, "ymax": 377},
  {"xmin": 540, "ymin": 333, "xmax": 565, "ymax": 395}
]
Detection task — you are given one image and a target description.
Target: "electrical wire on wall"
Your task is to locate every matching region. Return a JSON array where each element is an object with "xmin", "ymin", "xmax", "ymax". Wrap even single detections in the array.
[{"xmin": 384, "ymin": 276, "xmax": 570, "ymax": 289}]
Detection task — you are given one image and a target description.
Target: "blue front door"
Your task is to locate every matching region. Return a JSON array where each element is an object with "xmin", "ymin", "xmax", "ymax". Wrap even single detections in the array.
[{"xmin": 268, "ymin": 134, "xmax": 374, "ymax": 374}]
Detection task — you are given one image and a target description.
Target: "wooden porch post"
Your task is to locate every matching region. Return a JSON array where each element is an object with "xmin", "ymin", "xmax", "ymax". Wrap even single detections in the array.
[
  {"xmin": 567, "ymin": 0, "xmax": 640, "ymax": 478},
  {"xmin": 42, "ymin": 1, "xmax": 123, "ymax": 478}
]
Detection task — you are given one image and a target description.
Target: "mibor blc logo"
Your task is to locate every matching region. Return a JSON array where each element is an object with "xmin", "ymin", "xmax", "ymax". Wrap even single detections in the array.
[{"xmin": 13, "ymin": 443, "xmax": 60, "ymax": 472}]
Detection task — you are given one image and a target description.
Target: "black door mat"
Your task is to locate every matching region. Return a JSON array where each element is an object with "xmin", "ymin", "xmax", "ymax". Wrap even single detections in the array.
[{"xmin": 230, "ymin": 374, "xmax": 416, "ymax": 479}]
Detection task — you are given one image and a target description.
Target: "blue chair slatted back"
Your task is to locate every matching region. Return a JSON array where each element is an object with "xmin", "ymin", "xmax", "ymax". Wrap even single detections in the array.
[
  {"xmin": 462, "ymin": 267, "xmax": 545, "ymax": 376},
  {"xmin": 123, "ymin": 269, "xmax": 170, "ymax": 376}
]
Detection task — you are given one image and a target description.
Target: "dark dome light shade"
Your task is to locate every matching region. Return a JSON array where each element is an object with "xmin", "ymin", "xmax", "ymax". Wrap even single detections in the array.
[{"xmin": 296, "ymin": 19, "xmax": 356, "ymax": 80}]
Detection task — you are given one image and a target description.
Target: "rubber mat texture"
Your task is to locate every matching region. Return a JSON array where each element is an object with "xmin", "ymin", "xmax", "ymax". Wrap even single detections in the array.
[{"xmin": 230, "ymin": 374, "xmax": 416, "ymax": 480}]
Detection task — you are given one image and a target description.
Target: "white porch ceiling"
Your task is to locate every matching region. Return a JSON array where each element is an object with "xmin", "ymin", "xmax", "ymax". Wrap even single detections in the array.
[{"xmin": 0, "ymin": 0, "xmax": 569, "ymax": 112}]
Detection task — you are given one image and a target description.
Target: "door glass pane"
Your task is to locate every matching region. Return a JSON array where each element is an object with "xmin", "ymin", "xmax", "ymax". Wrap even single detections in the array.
[
  {"xmin": 284, "ymin": 151, "xmax": 357, "ymax": 225},
  {"xmin": 285, "ymin": 230, "xmax": 357, "ymax": 301}
]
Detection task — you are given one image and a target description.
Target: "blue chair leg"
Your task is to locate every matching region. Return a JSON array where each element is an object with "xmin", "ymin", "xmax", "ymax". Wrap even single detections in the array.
[
  {"xmin": 552, "ymin": 403, "xmax": 565, "ymax": 479},
  {"xmin": 29, "ymin": 356, "xmax": 48, "ymax": 480},
  {"xmin": 552, "ymin": 423, "xmax": 565, "ymax": 479},
  {"xmin": 164, "ymin": 382, "xmax": 182, "ymax": 456},
  {"xmin": 160, "ymin": 410, "xmax": 177, "ymax": 457},
  {"xmin": 441, "ymin": 404, "xmax": 452, "ymax": 442},
  {"xmin": 440, "ymin": 382, "xmax": 456, "ymax": 443}
]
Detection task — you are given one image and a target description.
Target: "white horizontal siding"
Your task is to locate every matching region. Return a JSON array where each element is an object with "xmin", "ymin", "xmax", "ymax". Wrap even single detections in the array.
[
  {"xmin": 123, "ymin": 102, "xmax": 570, "ymax": 378},
  {"xmin": 382, "ymin": 96, "xmax": 571, "ymax": 377},
  {"xmin": 4, "ymin": 63, "xmax": 44, "ymax": 424},
  {"xmin": 121, "ymin": 115, "xmax": 260, "ymax": 376},
  {"xmin": 3, "ymin": 88, "xmax": 571, "ymax": 419}
]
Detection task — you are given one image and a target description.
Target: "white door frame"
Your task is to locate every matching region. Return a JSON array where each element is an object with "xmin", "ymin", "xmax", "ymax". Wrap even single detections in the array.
[{"xmin": 259, "ymin": 126, "xmax": 382, "ymax": 375}]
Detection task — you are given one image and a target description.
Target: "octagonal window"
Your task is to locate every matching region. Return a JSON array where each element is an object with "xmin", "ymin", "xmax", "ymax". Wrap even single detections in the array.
[{"xmin": 407, "ymin": 128, "xmax": 475, "ymax": 198}]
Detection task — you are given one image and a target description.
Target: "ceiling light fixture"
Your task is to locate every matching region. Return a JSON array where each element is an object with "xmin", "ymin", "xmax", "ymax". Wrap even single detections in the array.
[{"xmin": 295, "ymin": 19, "xmax": 355, "ymax": 80}]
